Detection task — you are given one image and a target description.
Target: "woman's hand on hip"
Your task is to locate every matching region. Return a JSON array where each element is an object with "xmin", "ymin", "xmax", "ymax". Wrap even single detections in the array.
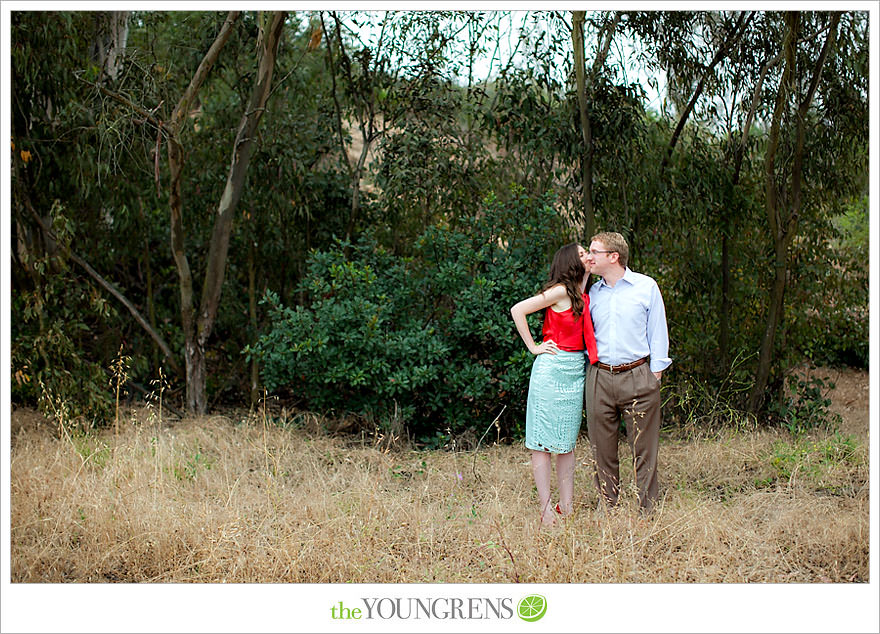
[{"xmin": 532, "ymin": 340, "xmax": 559, "ymax": 355}]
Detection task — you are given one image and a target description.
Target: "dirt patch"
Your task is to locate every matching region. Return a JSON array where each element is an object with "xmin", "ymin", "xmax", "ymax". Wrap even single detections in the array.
[
  {"xmin": 9, "ymin": 405, "xmax": 53, "ymax": 447},
  {"xmin": 801, "ymin": 366, "xmax": 870, "ymax": 440}
]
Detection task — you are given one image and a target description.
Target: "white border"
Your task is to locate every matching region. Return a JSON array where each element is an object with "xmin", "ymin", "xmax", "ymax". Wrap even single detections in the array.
[{"xmin": 2, "ymin": 2, "xmax": 878, "ymax": 633}]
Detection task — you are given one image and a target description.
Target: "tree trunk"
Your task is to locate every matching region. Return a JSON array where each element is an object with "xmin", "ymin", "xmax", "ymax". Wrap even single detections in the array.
[
  {"xmin": 748, "ymin": 12, "xmax": 839, "ymax": 412},
  {"xmin": 571, "ymin": 11, "xmax": 620, "ymax": 240},
  {"xmin": 571, "ymin": 12, "xmax": 594, "ymax": 239},
  {"xmin": 722, "ymin": 51, "xmax": 782, "ymax": 370},
  {"xmin": 163, "ymin": 12, "xmax": 240, "ymax": 413},
  {"xmin": 188, "ymin": 11, "xmax": 285, "ymax": 414},
  {"xmin": 91, "ymin": 12, "xmax": 130, "ymax": 82},
  {"xmin": 137, "ymin": 198, "xmax": 160, "ymax": 374},
  {"xmin": 748, "ymin": 12, "xmax": 797, "ymax": 413},
  {"xmin": 346, "ymin": 124, "xmax": 371, "ymax": 243},
  {"xmin": 719, "ymin": 229, "xmax": 730, "ymax": 367},
  {"xmin": 327, "ymin": 10, "xmax": 389, "ymax": 247}
]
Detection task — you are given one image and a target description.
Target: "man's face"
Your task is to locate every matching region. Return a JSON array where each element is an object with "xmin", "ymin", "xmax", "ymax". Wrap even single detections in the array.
[{"xmin": 587, "ymin": 240, "xmax": 616, "ymax": 276}]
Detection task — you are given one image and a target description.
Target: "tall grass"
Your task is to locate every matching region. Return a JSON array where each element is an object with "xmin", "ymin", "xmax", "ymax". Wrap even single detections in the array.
[{"xmin": 10, "ymin": 394, "xmax": 868, "ymax": 583}]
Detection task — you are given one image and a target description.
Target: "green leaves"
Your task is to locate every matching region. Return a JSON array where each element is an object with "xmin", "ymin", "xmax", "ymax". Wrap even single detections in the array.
[
  {"xmin": 250, "ymin": 191, "xmax": 561, "ymax": 440},
  {"xmin": 767, "ymin": 374, "xmax": 843, "ymax": 436}
]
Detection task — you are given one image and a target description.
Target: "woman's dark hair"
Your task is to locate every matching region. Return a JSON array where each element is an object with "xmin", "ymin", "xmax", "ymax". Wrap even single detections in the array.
[{"xmin": 541, "ymin": 243, "xmax": 586, "ymax": 317}]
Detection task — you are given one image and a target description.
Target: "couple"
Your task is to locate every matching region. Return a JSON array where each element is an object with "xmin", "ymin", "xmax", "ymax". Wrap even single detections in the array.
[{"xmin": 510, "ymin": 232, "xmax": 671, "ymax": 526}]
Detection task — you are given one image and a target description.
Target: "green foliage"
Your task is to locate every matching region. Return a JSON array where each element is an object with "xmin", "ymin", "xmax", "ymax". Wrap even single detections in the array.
[
  {"xmin": 168, "ymin": 445, "xmax": 215, "ymax": 481},
  {"xmin": 70, "ymin": 433, "xmax": 112, "ymax": 469},
  {"xmin": 760, "ymin": 432, "xmax": 859, "ymax": 486},
  {"xmin": 11, "ymin": 203, "xmax": 116, "ymax": 425},
  {"xmin": 370, "ymin": 75, "xmax": 491, "ymax": 250},
  {"xmin": 9, "ymin": 10, "xmax": 870, "ymax": 428},
  {"xmin": 247, "ymin": 188, "xmax": 566, "ymax": 440},
  {"xmin": 766, "ymin": 374, "xmax": 843, "ymax": 436},
  {"xmin": 832, "ymin": 196, "xmax": 869, "ymax": 253}
]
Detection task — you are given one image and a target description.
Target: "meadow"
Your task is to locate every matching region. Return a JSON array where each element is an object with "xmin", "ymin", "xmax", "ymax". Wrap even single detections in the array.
[{"xmin": 9, "ymin": 368, "xmax": 868, "ymax": 584}]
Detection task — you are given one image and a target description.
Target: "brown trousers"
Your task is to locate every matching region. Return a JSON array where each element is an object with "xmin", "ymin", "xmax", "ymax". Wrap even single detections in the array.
[{"xmin": 586, "ymin": 361, "xmax": 661, "ymax": 512}]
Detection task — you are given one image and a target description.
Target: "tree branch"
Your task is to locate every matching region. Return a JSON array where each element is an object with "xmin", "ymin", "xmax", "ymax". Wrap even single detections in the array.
[
  {"xmin": 76, "ymin": 75, "xmax": 172, "ymax": 136},
  {"xmin": 790, "ymin": 12, "xmax": 840, "ymax": 234},
  {"xmin": 171, "ymin": 11, "xmax": 241, "ymax": 130},
  {"xmin": 198, "ymin": 11, "xmax": 286, "ymax": 346},
  {"xmin": 590, "ymin": 12, "xmax": 622, "ymax": 86},
  {"xmin": 663, "ymin": 11, "xmax": 754, "ymax": 170},
  {"xmin": 764, "ymin": 12, "xmax": 798, "ymax": 242},
  {"xmin": 733, "ymin": 50, "xmax": 783, "ymax": 182},
  {"xmin": 25, "ymin": 204, "xmax": 182, "ymax": 376},
  {"xmin": 321, "ymin": 12, "xmax": 354, "ymax": 179}
]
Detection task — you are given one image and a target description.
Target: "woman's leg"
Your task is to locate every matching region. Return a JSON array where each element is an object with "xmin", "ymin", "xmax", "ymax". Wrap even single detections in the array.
[
  {"xmin": 530, "ymin": 450, "xmax": 556, "ymax": 525},
  {"xmin": 556, "ymin": 451, "xmax": 576, "ymax": 515}
]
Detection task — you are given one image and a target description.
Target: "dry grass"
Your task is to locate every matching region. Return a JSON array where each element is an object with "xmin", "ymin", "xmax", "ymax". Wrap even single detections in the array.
[{"xmin": 9, "ymin": 370, "xmax": 869, "ymax": 584}]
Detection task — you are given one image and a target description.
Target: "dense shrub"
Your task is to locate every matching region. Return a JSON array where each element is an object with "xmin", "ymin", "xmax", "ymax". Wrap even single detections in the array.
[
  {"xmin": 247, "ymin": 188, "xmax": 570, "ymax": 442},
  {"xmin": 767, "ymin": 374, "xmax": 843, "ymax": 436},
  {"xmin": 11, "ymin": 252, "xmax": 116, "ymax": 427},
  {"xmin": 808, "ymin": 201, "xmax": 869, "ymax": 368}
]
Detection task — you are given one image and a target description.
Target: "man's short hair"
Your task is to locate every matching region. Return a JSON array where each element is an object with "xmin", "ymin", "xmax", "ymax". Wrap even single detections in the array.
[{"xmin": 591, "ymin": 231, "xmax": 629, "ymax": 268}]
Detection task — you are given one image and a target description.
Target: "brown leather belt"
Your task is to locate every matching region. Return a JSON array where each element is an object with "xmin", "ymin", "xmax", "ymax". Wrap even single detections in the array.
[{"xmin": 596, "ymin": 357, "xmax": 648, "ymax": 374}]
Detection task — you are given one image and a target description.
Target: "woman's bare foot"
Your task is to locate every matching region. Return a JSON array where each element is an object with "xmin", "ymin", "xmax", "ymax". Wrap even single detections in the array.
[{"xmin": 539, "ymin": 505, "xmax": 557, "ymax": 527}]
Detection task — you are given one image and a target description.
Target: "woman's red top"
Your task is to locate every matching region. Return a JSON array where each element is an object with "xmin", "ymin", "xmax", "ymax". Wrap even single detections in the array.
[{"xmin": 541, "ymin": 292, "xmax": 599, "ymax": 364}]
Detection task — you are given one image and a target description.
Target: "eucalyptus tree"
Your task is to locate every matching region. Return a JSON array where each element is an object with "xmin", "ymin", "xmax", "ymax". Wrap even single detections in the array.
[
  {"xmin": 650, "ymin": 10, "xmax": 865, "ymax": 409},
  {"xmin": 368, "ymin": 11, "xmax": 501, "ymax": 245},
  {"xmin": 89, "ymin": 11, "xmax": 130, "ymax": 82},
  {"xmin": 157, "ymin": 11, "xmax": 287, "ymax": 413},
  {"xmin": 319, "ymin": 10, "xmax": 391, "ymax": 244},
  {"xmin": 317, "ymin": 9, "xmax": 456, "ymax": 244},
  {"xmin": 185, "ymin": 12, "xmax": 285, "ymax": 413},
  {"xmin": 628, "ymin": 10, "xmax": 867, "ymax": 413},
  {"xmin": 480, "ymin": 11, "xmax": 650, "ymax": 241},
  {"xmin": 626, "ymin": 10, "xmax": 758, "ymax": 373},
  {"xmin": 320, "ymin": 10, "xmax": 509, "ymax": 250},
  {"xmin": 745, "ymin": 11, "xmax": 855, "ymax": 411},
  {"xmin": 571, "ymin": 10, "xmax": 622, "ymax": 239},
  {"xmin": 483, "ymin": 12, "xmax": 581, "ymax": 224},
  {"xmin": 74, "ymin": 11, "xmax": 289, "ymax": 413},
  {"xmin": 10, "ymin": 11, "xmax": 170, "ymax": 420}
]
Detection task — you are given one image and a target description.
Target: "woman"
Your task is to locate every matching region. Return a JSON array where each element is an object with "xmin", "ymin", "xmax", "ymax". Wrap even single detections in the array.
[{"xmin": 510, "ymin": 243, "xmax": 598, "ymax": 526}]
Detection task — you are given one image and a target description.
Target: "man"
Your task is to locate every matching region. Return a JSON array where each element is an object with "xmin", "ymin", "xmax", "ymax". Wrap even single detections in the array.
[{"xmin": 585, "ymin": 232, "xmax": 671, "ymax": 513}]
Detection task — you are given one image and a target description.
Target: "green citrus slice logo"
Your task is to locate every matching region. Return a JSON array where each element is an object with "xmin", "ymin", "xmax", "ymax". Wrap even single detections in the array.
[{"xmin": 517, "ymin": 594, "xmax": 547, "ymax": 622}]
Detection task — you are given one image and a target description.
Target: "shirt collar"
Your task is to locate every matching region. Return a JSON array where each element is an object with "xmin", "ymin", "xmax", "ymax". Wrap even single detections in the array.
[{"xmin": 596, "ymin": 267, "xmax": 633, "ymax": 289}]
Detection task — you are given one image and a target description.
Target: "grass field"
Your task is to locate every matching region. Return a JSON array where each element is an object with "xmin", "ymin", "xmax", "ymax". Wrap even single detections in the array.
[{"xmin": 9, "ymin": 368, "xmax": 869, "ymax": 584}]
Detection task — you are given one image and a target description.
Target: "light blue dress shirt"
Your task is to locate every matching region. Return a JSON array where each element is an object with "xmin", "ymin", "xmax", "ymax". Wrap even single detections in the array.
[{"xmin": 588, "ymin": 267, "xmax": 672, "ymax": 373}]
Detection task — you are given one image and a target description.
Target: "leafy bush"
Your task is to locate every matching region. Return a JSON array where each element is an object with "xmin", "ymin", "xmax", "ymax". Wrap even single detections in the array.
[
  {"xmin": 246, "ymin": 188, "xmax": 568, "ymax": 441},
  {"xmin": 767, "ymin": 374, "xmax": 843, "ymax": 435},
  {"xmin": 11, "ymin": 208, "xmax": 115, "ymax": 427},
  {"xmin": 11, "ymin": 276, "xmax": 116, "ymax": 427}
]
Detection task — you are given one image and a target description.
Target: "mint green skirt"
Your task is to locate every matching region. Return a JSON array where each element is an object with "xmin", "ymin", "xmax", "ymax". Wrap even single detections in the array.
[{"xmin": 525, "ymin": 351, "xmax": 586, "ymax": 454}]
